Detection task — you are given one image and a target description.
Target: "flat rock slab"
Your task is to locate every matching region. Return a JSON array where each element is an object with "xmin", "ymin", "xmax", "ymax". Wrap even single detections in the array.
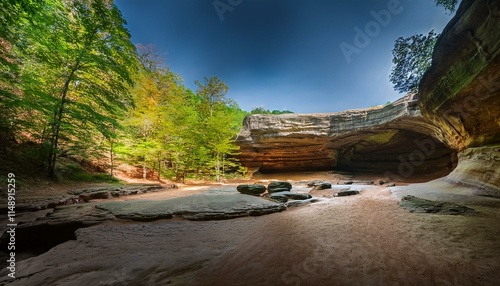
[
  {"xmin": 97, "ymin": 193, "xmax": 286, "ymax": 221},
  {"xmin": 69, "ymin": 184, "xmax": 165, "ymax": 202},
  {"xmin": 311, "ymin": 186, "xmax": 351, "ymax": 198},
  {"xmin": 337, "ymin": 190, "xmax": 360, "ymax": 197},
  {"xmin": 0, "ymin": 204, "xmax": 114, "ymax": 255},
  {"xmin": 399, "ymin": 195, "xmax": 475, "ymax": 215},
  {"xmin": 12, "ymin": 184, "xmax": 168, "ymax": 212},
  {"xmin": 0, "ymin": 192, "xmax": 286, "ymax": 257},
  {"xmin": 269, "ymin": 191, "xmax": 312, "ymax": 203}
]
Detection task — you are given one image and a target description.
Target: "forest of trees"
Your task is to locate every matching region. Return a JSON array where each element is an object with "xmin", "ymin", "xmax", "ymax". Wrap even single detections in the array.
[
  {"xmin": 0, "ymin": 0, "xmax": 247, "ymax": 182},
  {"xmin": 1, "ymin": 0, "xmax": 458, "ymax": 183}
]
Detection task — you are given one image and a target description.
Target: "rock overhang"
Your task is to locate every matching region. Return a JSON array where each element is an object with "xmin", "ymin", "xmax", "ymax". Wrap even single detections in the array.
[{"xmin": 236, "ymin": 94, "xmax": 454, "ymax": 177}]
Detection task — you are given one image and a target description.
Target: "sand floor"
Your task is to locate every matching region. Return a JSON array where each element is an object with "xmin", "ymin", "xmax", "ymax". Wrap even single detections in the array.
[{"xmin": 2, "ymin": 173, "xmax": 500, "ymax": 286}]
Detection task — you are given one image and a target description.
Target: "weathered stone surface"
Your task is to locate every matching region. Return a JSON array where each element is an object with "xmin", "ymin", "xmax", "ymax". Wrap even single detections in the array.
[
  {"xmin": 337, "ymin": 190, "xmax": 360, "ymax": 197},
  {"xmin": 236, "ymin": 0, "xmax": 499, "ymax": 195},
  {"xmin": 0, "ymin": 190, "xmax": 288, "ymax": 256},
  {"xmin": 69, "ymin": 184, "xmax": 165, "ymax": 202},
  {"xmin": 236, "ymin": 95, "xmax": 453, "ymax": 177},
  {"xmin": 97, "ymin": 193, "xmax": 286, "ymax": 221},
  {"xmin": 285, "ymin": 198, "xmax": 319, "ymax": 208},
  {"xmin": 399, "ymin": 195, "xmax": 475, "ymax": 215},
  {"xmin": 267, "ymin": 181, "xmax": 292, "ymax": 193},
  {"xmin": 236, "ymin": 184, "xmax": 267, "ymax": 196},
  {"xmin": 418, "ymin": 0, "xmax": 500, "ymax": 151},
  {"xmin": 416, "ymin": 0, "xmax": 500, "ymax": 196},
  {"xmin": 310, "ymin": 186, "xmax": 351, "ymax": 198},
  {"xmin": 308, "ymin": 181, "xmax": 332, "ymax": 189},
  {"xmin": 0, "ymin": 204, "xmax": 114, "ymax": 255},
  {"xmin": 4, "ymin": 184, "xmax": 168, "ymax": 213},
  {"xmin": 269, "ymin": 191, "xmax": 312, "ymax": 203},
  {"xmin": 445, "ymin": 146, "xmax": 500, "ymax": 197}
]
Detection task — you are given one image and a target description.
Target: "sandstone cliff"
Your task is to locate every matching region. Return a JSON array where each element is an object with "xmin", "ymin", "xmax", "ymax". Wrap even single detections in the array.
[
  {"xmin": 236, "ymin": 0, "xmax": 500, "ymax": 196},
  {"xmin": 418, "ymin": 0, "xmax": 500, "ymax": 195},
  {"xmin": 236, "ymin": 95, "xmax": 454, "ymax": 178}
]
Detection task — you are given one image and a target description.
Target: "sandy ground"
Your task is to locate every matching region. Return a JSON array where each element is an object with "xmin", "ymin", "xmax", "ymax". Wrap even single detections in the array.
[
  {"xmin": 2, "ymin": 173, "xmax": 500, "ymax": 285},
  {"xmin": 184, "ymin": 186, "xmax": 500, "ymax": 286}
]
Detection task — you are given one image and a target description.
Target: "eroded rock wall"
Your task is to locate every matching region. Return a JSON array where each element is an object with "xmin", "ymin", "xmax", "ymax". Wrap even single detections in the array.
[
  {"xmin": 236, "ymin": 95, "xmax": 453, "ymax": 177},
  {"xmin": 236, "ymin": 0, "xmax": 499, "ymax": 195},
  {"xmin": 417, "ymin": 0, "xmax": 500, "ymax": 195},
  {"xmin": 418, "ymin": 0, "xmax": 500, "ymax": 150},
  {"xmin": 445, "ymin": 145, "xmax": 500, "ymax": 196}
]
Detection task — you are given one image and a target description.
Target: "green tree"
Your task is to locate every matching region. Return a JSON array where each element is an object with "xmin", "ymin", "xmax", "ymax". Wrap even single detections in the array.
[
  {"xmin": 195, "ymin": 76, "xmax": 244, "ymax": 182},
  {"xmin": 434, "ymin": 0, "xmax": 458, "ymax": 14},
  {"xmin": 250, "ymin": 107, "xmax": 293, "ymax": 115},
  {"xmin": 15, "ymin": 0, "xmax": 138, "ymax": 177},
  {"xmin": 389, "ymin": 30, "xmax": 439, "ymax": 93},
  {"xmin": 195, "ymin": 76, "xmax": 229, "ymax": 117},
  {"xmin": 0, "ymin": 0, "xmax": 47, "ymax": 154}
]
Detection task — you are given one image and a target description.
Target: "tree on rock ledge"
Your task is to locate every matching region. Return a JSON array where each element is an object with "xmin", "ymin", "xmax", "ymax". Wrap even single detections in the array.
[
  {"xmin": 389, "ymin": 30, "xmax": 439, "ymax": 93},
  {"xmin": 389, "ymin": 0, "xmax": 459, "ymax": 94}
]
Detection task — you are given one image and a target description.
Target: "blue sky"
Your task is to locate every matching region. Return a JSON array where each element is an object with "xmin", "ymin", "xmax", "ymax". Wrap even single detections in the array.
[{"xmin": 115, "ymin": 0, "xmax": 453, "ymax": 113}]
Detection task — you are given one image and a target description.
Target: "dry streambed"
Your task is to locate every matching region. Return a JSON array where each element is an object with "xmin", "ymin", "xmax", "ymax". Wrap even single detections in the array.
[{"xmin": 1, "ymin": 179, "xmax": 499, "ymax": 285}]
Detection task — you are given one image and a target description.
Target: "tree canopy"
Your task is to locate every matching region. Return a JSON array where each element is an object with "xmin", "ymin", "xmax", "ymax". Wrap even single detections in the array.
[
  {"xmin": 250, "ymin": 107, "xmax": 294, "ymax": 115},
  {"xmin": 434, "ymin": 0, "xmax": 459, "ymax": 14},
  {"xmin": 389, "ymin": 30, "xmax": 439, "ymax": 93},
  {"xmin": 389, "ymin": 0, "xmax": 459, "ymax": 94},
  {"xmin": 0, "ymin": 0, "xmax": 248, "ymax": 182}
]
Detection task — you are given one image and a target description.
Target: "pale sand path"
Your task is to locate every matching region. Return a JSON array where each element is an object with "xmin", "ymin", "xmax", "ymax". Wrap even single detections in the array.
[
  {"xmin": 2, "ymin": 181, "xmax": 500, "ymax": 285},
  {"xmin": 186, "ymin": 186, "xmax": 500, "ymax": 285}
]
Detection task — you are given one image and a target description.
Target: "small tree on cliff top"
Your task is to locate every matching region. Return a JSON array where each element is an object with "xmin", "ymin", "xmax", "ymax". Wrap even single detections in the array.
[
  {"xmin": 389, "ymin": 0, "xmax": 459, "ymax": 93},
  {"xmin": 389, "ymin": 30, "xmax": 439, "ymax": 93}
]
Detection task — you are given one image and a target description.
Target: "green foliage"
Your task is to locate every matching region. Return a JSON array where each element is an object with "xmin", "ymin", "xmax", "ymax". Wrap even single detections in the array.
[
  {"xmin": 195, "ymin": 76, "xmax": 230, "ymax": 117},
  {"xmin": 434, "ymin": 0, "xmax": 458, "ymax": 14},
  {"xmin": 1, "ymin": 0, "xmax": 138, "ymax": 177},
  {"xmin": 250, "ymin": 107, "xmax": 294, "ymax": 115},
  {"xmin": 65, "ymin": 170, "xmax": 120, "ymax": 182},
  {"xmin": 116, "ymin": 47, "xmax": 246, "ymax": 182},
  {"xmin": 1, "ymin": 1, "xmax": 246, "ymax": 182},
  {"xmin": 389, "ymin": 30, "xmax": 439, "ymax": 93}
]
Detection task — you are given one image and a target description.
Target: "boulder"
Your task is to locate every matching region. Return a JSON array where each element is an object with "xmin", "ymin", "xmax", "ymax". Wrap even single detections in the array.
[
  {"xmin": 267, "ymin": 181, "xmax": 292, "ymax": 193},
  {"xmin": 236, "ymin": 184, "xmax": 267, "ymax": 196},
  {"xmin": 311, "ymin": 186, "xmax": 350, "ymax": 198},
  {"xmin": 269, "ymin": 191, "xmax": 312, "ymax": 203},
  {"xmin": 336, "ymin": 190, "xmax": 360, "ymax": 197},
  {"xmin": 308, "ymin": 181, "xmax": 332, "ymax": 190},
  {"xmin": 285, "ymin": 198, "xmax": 319, "ymax": 208}
]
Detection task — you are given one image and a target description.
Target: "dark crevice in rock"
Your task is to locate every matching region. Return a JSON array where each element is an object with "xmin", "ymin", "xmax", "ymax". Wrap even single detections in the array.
[{"xmin": 1, "ymin": 204, "xmax": 114, "ymax": 260}]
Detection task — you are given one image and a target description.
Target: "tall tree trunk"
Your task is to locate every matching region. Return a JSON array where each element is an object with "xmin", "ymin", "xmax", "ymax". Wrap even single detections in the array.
[
  {"xmin": 215, "ymin": 152, "xmax": 220, "ymax": 182},
  {"xmin": 143, "ymin": 164, "xmax": 147, "ymax": 180},
  {"xmin": 109, "ymin": 139, "xmax": 114, "ymax": 178},
  {"xmin": 222, "ymin": 154, "xmax": 225, "ymax": 179},
  {"xmin": 47, "ymin": 63, "xmax": 80, "ymax": 177},
  {"xmin": 157, "ymin": 154, "xmax": 161, "ymax": 181}
]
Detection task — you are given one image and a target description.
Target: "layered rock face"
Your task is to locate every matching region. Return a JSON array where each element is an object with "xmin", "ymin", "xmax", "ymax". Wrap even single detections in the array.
[
  {"xmin": 418, "ymin": 0, "xmax": 500, "ymax": 196},
  {"xmin": 237, "ymin": 0, "xmax": 499, "ymax": 195},
  {"xmin": 418, "ymin": 0, "xmax": 500, "ymax": 151},
  {"xmin": 236, "ymin": 95, "xmax": 454, "ymax": 178}
]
